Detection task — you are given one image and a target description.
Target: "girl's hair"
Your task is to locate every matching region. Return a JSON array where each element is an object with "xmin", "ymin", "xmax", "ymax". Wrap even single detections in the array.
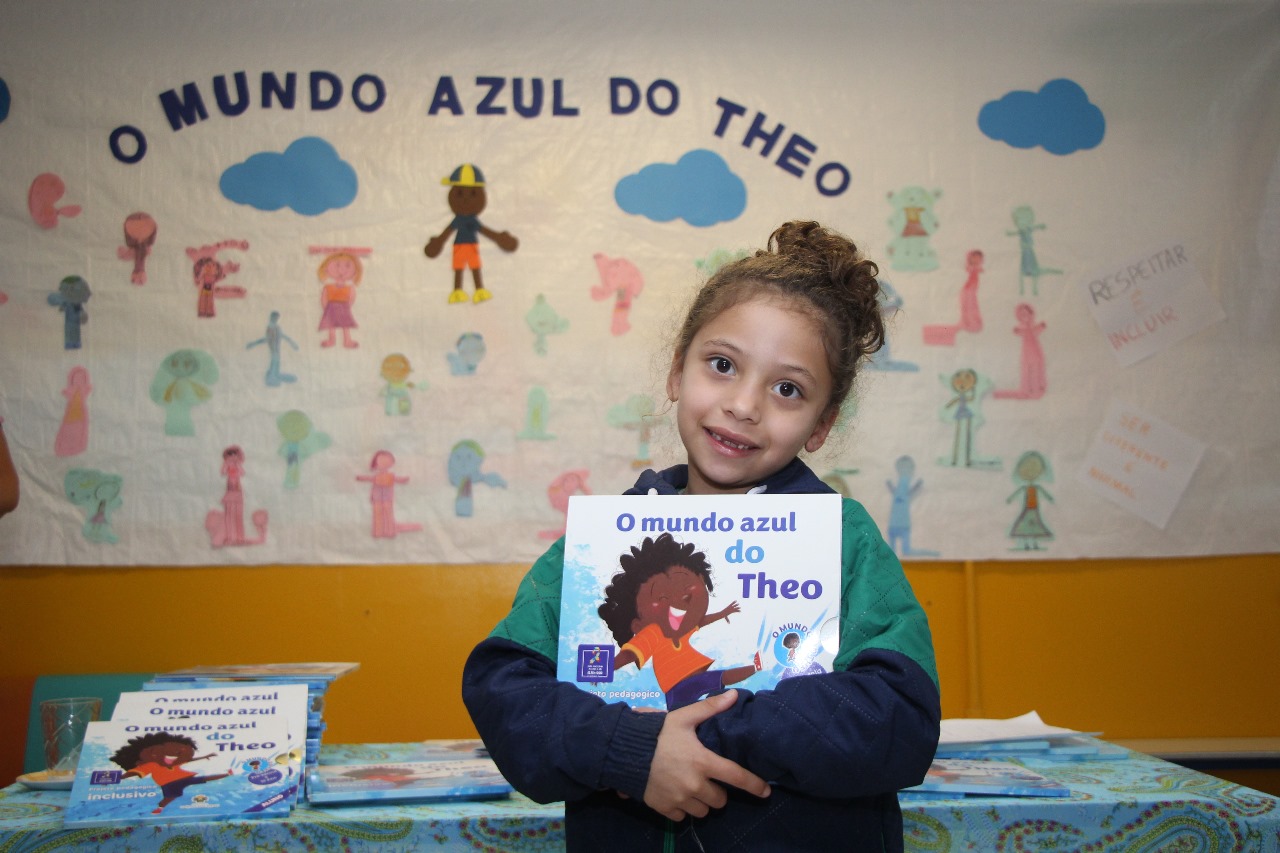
[
  {"xmin": 597, "ymin": 533, "xmax": 712, "ymax": 646},
  {"xmin": 673, "ymin": 220, "xmax": 885, "ymax": 412},
  {"xmin": 319, "ymin": 252, "xmax": 363, "ymax": 285}
]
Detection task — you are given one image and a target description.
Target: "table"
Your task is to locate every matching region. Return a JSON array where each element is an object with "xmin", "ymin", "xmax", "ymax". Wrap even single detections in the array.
[{"xmin": 1, "ymin": 741, "xmax": 1276, "ymax": 852}]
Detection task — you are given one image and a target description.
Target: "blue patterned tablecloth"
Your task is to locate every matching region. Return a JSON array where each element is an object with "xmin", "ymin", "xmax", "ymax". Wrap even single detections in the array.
[{"xmin": 1, "ymin": 740, "xmax": 1276, "ymax": 852}]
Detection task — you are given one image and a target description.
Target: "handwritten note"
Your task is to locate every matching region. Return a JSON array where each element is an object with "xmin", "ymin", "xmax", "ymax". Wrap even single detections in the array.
[
  {"xmin": 1078, "ymin": 400, "xmax": 1207, "ymax": 529},
  {"xmin": 1080, "ymin": 241, "xmax": 1224, "ymax": 366}
]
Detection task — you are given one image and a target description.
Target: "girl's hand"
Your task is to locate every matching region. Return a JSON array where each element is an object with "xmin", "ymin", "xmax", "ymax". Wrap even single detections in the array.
[{"xmin": 642, "ymin": 690, "xmax": 771, "ymax": 821}]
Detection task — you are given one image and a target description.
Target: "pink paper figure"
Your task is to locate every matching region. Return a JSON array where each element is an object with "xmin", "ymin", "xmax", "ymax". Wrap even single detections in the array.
[
  {"xmin": 117, "ymin": 212, "xmax": 157, "ymax": 285},
  {"xmin": 993, "ymin": 303, "xmax": 1047, "ymax": 400},
  {"xmin": 311, "ymin": 246, "xmax": 372, "ymax": 349},
  {"xmin": 206, "ymin": 445, "xmax": 268, "ymax": 548},
  {"xmin": 0, "ymin": 289, "xmax": 8, "ymax": 305},
  {"xmin": 28, "ymin": 173, "xmax": 82, "ymax": 229},
  {"xmin": 539, "ymin": 469, "xmax": 591, "ymax": 540},
  {"xmin": 54, "ymin": 366, "xmax": 92, "ymax": 457},
  {"xmin": 187, "ymin": 240, "xmax": 249, "ymax": 318},
  {"xmin": 591, "ymin": 253, "xmax": 644, "ymax": 335},
  {"xmin": 357, "ymin": 450, "xmax": 422, "ymax": 538},
  {"xmin": 923, "ymin": 250, "xmax": 985, "ymax": 346}
]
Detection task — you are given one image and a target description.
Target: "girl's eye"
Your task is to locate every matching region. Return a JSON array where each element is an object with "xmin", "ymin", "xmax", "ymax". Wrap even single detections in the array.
[
  {"xmin": 774, "ymin": 380, "xmax": 802, "ymax": 399},
  {"xmin": 708, "ymin": 356, "xmax": 734, "ymax": 375}
]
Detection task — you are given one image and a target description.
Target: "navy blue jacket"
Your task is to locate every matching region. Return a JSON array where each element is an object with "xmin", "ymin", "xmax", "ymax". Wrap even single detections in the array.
[{"xmin": 463, "ymin": 460, "xmax": 940, "ymax": 851}]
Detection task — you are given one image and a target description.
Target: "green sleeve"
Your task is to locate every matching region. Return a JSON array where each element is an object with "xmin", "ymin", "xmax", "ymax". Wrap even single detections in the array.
[
  {"xmin": 833, "ymin": 498, "xmax": 940, "ymax": 690},
  {"xmin": 487, "ymin": 537, "xmax": 566, "ymax": 661}
]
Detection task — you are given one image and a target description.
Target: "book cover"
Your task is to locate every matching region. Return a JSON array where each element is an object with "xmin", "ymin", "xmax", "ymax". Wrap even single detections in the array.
[
  {"xmin": 111, "ymin": 683, "xmax": 309, "ymax": 796},
  {"xmin": 320, "ymin": 739, "xmax": 487, "ymax": 766},
  {"xmin": 556, "ymin": 493, "xmax": 842, "ymax": 710},
  {"xmin": 305, "ymin": 758, "xmax": 512, "ymax": 805},
  {"xmin": 64, "ymin": 717, "xmax": 298, "ymax": 827},
  {"xmin": 148, "ymin": 662, "xmax": 359, "ymax": 690},
  {"xmin": 901, "ymin": 758, "xmax": 1072, "ymax": 798}
]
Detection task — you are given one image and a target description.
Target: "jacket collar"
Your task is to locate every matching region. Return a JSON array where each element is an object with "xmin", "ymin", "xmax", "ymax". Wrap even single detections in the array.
[{"xmin": 623, "ymin": 457, "xmax": 834, "ymax": 496}]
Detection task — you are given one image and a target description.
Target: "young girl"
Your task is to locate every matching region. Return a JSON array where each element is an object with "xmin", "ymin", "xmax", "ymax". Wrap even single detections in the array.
[{"xmin": 462, "ymin": 221, "xmax": 940, "ymax": 852}]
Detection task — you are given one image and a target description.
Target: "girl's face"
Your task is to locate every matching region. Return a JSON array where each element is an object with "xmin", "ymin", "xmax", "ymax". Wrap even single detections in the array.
[
  {"xmin": 325, "ymin": 256, "xmax": 358, "ymax": 283},
  {"xmin": 667, "ymin": 296, "xmax": 835, "ymax": 496}
]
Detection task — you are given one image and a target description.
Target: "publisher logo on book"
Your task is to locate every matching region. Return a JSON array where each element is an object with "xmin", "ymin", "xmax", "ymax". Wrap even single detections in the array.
[{"xmin": 576, "ymin": 645, "xmax": 615, "ymax": 683}]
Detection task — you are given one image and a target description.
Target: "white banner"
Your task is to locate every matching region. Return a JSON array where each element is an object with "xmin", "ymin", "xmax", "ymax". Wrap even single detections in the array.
[{"xmin": 1, "ymin": 0, "xmax": 1277, "ymax": 564}]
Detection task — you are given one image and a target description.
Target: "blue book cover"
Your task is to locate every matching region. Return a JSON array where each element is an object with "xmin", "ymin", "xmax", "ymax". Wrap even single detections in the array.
[
  {"xmin": 305, "ymin": 759, "xmax": 511, "ymax": 805},
  {"xmin": 556, "ymin": 494, "xmax": 842, "ymax": 710},
  {"xmin": 64, "ymin": 717, "xmax": 298, "ymax": 827},
  {"xmin": 902, "ymin": 758, "xmax": 1072, "ymax": 798}
]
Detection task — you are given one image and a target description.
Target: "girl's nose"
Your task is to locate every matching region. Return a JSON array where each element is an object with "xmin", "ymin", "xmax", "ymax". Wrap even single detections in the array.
[{"xmin": 724, "ymin": 384, "xmax": 761, "ymax": 422}]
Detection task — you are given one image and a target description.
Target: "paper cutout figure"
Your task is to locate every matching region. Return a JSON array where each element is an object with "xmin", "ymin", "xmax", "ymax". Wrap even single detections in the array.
[
  {"xmin": 526, "ymin": 294, "xmax": 569, "ymax": 355},
  {"xmin": 885, "ymin": 456, "xmax": 939, "ymax": 557},
  {"xmin": 358, "ymin": 450, "xmax": 422, "ymax": 538},
  {"xmin": 311, "ymin": 246, "xmax": 371, "ymax": 348},
  {"xmin": 447, "ymin": 440, "xmax": 506, "ymax": 517},
  {"xmin": 149, "ymin": 349, "xmax": 218, "ymax": 437},
  {"xmin": 380, "ymin": 353, "xmax": 420, "ymax": 415},
  {"xmin": 923, "ymin": 250, "xmax": 985, "ymax": 345},
  {"xmin": 64, "ymin": 468, "xmax": 122, "ymax": 544},
  {"xmin": 1007, "ymin": 450, "xmax": 1054, "ymax": 550},
  {"xmin": 246, "ymin": 311, "xmax": 300, "ymax": 387},
  {"xmin": 117, "ymin": 212, "xmax": 157, "ymax": 285},
  {"xmin": 28, "ymin": 173, "xmax": 81, "ymax": 229},
  {"xmin": 607, "ymin": 394, "xmax": 660, "ymax": 469},
  {"xmin": 539, "ymin": 469, "xmax": 590, "ymax": 539},
  {"xmin": 446, "ymin": 333, "xmax": 486, "ymax": 376},
  {"xmin": 866, "ymin": 278, "xmax": 918, "ymax": 372},
  {"xmin": 55, "ymin": 366, "xmax": 92, "ymax": 457},
  {"xmin": 819, "ymin": 467, "xmax": 860, "ymax": 498},
  {"xmin": 937, "ymin": 368, "xmax": 1000, "ymax": 470},
  {"xmin": 277, "ymin": 410, "xmax": 330, "ymax": 490},
  {"xmin": 187, "ymin": 240, "xmax": 248, "ymax": 318},
  {"xmin": 1007, "ymin": 206, "xmax": 1061, "ymax": 295},
  {"xmin": 591, "ymin": 253, "xmax": 644, "ymax": 335},
  {"xmin": 886, "ymin": 186, "xmax": 941, "ymax": 272},
  {"xmin": 207, "ymin": 446, "xmax": 268, "ymax": 548},
  {"xmin": 693, "ymin": 248, "xmax": 749, "ymax": 279},
  {"xmin": 47, "ymin": 275, "xmax": 90, "ymax": 350},
  {"xmin": 423, "ymin": 164, "xmax": 518, "ymax": 304},
  {"xmin": 0, "ymin": 288, "xmax": 7, "ymax": 305},
  {"xmin": 517, "ymin": 387, "xmax": 555, "ymax": 440},
  {"xmin": 993, "ymin": 303, "xmax": 1047, "ymax": 400}
]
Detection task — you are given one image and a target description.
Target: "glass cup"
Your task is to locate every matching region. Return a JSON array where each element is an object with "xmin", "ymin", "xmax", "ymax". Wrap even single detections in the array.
[{"xmin": 40, "ymin": 696, "xmax": 102, "ymax": 773}]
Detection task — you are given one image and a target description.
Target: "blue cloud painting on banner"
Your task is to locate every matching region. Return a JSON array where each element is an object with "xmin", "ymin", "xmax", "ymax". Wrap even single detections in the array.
[
  {"xmin": 220, "ymin": 137, "xmax": 359, "ymax": 216},
  {"xmin": 0, "ymin": 0, "xmax": 1277, "ymax": 566},
  {"xmin": 978, "ymin": 79, "xmax": 1106, "ymax": 156}
]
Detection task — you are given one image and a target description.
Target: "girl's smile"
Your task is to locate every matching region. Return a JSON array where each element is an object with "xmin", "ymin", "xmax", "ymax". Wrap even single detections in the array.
[{"xmin": 668, "ymin": 295, "xmax": 835, "ymax": 496}]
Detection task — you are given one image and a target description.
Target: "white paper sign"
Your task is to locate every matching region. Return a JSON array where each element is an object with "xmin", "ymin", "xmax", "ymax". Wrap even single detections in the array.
[
  {"xmin": 1080, "ymin": 241, "xmax": 1225, "ymax": 366},
  {"xmin": 1078, "ymin": 401, "xmax": 1207, "ymax": 528}
]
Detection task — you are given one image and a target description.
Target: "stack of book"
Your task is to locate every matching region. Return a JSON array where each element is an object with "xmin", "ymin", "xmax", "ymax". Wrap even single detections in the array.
[
  {"xmin": 932, "ymin": 710, "xmax": 1127, "ymax": 763},
  {"xmin": 306, "ymin": 740, "xmax": 511, "ymax": 806},
  {"xmin": 141, "ymin": 662, "xmax": 359, "ymax": 770},
  {"xmin": 901, "ymin": 711, "xmax": 1126, "ymax": 800},
  {"xmin": 62, "ymin": 674, "xmax": 319, "ymax": 827}
]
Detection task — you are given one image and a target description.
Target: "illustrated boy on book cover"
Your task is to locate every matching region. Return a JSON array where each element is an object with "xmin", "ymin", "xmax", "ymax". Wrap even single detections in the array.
[
  {"xmin": 600, "ymin": 532, "xmax": 763, "ymax": 711},
  {"xmin": 557, "ymin": 494, "xmax": 843, "ymax": 711},
  {"xmin": 111, "ymin": 732, "xmax": 233, "ymax": 814}
]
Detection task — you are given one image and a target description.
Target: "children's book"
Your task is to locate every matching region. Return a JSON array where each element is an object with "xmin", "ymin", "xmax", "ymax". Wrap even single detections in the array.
[
  {"xmin": 64, "ymin": 717, "xmax": 298, "ymax": 827},
  {"xmin": 556, "ymin": 493, "xmax": 842, "ymax": 710},
  {"xmin": 900, "ymin": 758, "xmax": 1072, "ymax": 798},
  {"xmin": 110, "ymin": 683, "xmax": 310, "ymax": 801},
  {"xmin": 305, "ymin": 758, "xmax": 512, "ymax": 805},
  {"xmin": 147, "ymin": 662, "xmax": 359, "ymax": 690},
  {"xmin": 320, "ymin": 739, "xmax": 487, "ymax": 766}
]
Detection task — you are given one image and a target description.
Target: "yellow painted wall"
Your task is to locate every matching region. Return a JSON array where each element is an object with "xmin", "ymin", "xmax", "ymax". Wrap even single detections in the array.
[{"xmin": 2, "ymin": 554, "xmax": 1278, "ymax": 784}]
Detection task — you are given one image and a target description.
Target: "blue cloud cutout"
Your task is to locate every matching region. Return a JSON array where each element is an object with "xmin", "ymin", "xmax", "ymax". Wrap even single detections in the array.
[
  {"xmin": 978, "ymin": 78, "xmax": 1105, "ymax": 155},
  {"xmin": 220, "ymin": 136, "xmax": 357, "ymax": 215},
  {"xmin": 0, "ymin": 77, "xmax": 10, "ymax": 123},
  {"xmin": 615, "ymin": 149, "xmax": 746, "ymax": 227}
]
